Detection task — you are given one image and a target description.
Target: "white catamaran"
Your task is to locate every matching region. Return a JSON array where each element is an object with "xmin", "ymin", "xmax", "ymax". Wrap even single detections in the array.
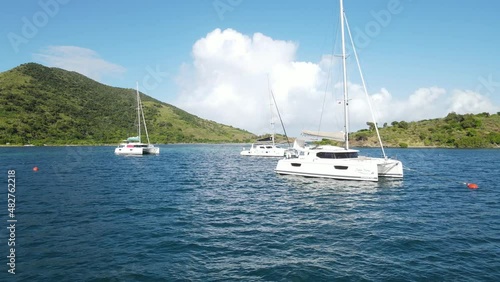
[
  {"xmin": 275, "ymin": 0, "xmax": 403, "ymax": 181},
  {"xmin": 115, "ymin": 83, "xmax": 160, "ymax": 155},
  {"xmin": 241, "ymin": 80, "xmax": 288, "ymax": 157},
  {"xmin": 240, "ymin": 135, "xmax": 286, "ymax": 157}
]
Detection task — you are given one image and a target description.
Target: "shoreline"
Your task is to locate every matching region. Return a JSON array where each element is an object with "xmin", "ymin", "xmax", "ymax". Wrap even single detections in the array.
[
  {"xmin": 0, "ymin": 142, "xmax": 252, "ymax": 147},
  {"xmin": 1, "ymin": 144, "xmax": 498, "ymax": 149}
]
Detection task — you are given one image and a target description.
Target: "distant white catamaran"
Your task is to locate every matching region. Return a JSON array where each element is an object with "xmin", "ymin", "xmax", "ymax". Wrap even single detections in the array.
[
  {"xmin": 275, "ymin": 0, "xmax": 403, "ymax": 181},
  {"xmin": 240, "ymin": 135, "xmax": 287, "ymax": 157},
  {"xmin": 241, "ymin": 80, "xmax": 289, "ymax": 157},
  {"xmin": 115, "ymin": 83, "xmax": 160, "ymax": 155}
]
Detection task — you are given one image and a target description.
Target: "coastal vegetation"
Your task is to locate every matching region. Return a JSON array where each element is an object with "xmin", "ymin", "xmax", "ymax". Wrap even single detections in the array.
[
  {"xmin": 1, "ymin": 63, "xmax": 498, "ymax": 148},
  {"xmin": 0, "ymin": 63, "xmax": 255, "ymax": 145},
  {"xmin": 350, "ymin": 112, "xmax": 500, "ymax": 148}
]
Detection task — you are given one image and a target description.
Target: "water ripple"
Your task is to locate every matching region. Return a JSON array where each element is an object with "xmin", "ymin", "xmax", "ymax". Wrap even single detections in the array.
[{"xmin": 0, "ymin": 146, "xmax": 499, "ymax": 281}]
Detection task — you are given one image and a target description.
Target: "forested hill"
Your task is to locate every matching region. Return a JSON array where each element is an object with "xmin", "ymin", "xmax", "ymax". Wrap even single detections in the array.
[
  {"xmin": 350, "ymin": 112, "xmax": 500, "ymax": 148},
  {"xmin": 0, "ymin": 63, "xmax": 255, "ymax": 145}
]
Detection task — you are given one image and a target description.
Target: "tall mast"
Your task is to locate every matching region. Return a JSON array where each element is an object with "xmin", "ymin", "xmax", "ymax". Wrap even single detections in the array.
[
  {"xmin": 268, "ymin": 76, "xmax": 276, "ymax": 146},
  {"xmin": 140, "ymin": 92, "xmax": 152, "ymax": 145},
  {"xmin": 340, "ymin": 0, "xmax": 349, "ymax": 150},
  {"xmin": 136, "ymin": 82, "xmax": 141, "ymax": 143}
]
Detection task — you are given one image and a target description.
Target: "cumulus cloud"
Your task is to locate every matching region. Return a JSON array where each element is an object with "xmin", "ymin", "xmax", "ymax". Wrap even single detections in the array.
[
  {"xmin": 351, "ymin": 86, "xmax": 498, "ymax": 128},
  {"xmin": 175, "ymin": 28, "xmax": 333, "ymax": 136},
  {"xmin": 448, "ymin": 90, "xmax": 498, "ymax": 114},
  {"xmin": 33, "ymin": 46, "xmax": 126, "ymax": 81},
  {"xmin": 174, "ymin": 28, "xmax": 499, "ymax": 136}
]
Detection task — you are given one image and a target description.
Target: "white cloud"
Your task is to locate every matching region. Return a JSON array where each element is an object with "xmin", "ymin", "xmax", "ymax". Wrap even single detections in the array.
[
  {"xmin": 351, "ymin": 86, "xmax": 499, "ymax": 128},
  {"xmin": 174, "ymin": 28, "xmax": 500, "ymax": 136},
  {"xmin": 33, "ymin": 46, "xmax": 126, "ymax": 81},
  {"xmin": 355, "ymin": 86, "xmax": 448, "ymax": 125},
  {"xmin": 448, "ymin": 90, "xmax": 498, "ymax": 114}
]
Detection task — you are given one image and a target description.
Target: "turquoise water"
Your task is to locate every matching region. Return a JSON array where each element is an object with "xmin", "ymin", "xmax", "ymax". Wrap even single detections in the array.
[{"xmin": 1, "ymin": 145, "xmax": 499, "ymax": 281}]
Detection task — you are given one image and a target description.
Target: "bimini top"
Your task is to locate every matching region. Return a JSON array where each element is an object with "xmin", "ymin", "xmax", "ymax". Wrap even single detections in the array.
[
  {"xmin": 301, "ymin": 130, "xmax": 344, "ymax": 142},
  {"xmin": 256, "ymin": 136, "xmax": 273, "ymax": 142}
]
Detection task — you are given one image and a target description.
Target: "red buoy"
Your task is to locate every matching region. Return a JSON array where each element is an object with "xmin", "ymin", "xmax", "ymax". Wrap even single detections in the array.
[
  {"xmin": 466, "ymin": 183, "xmax": 478, "ymax": 189},
  {"xmin": 33, "ymin": 166, "xmax": 39, "ymax": 172}
]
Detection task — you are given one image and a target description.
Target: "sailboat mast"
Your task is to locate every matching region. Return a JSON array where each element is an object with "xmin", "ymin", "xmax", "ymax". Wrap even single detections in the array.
[
  {"xmin": 340, "ymin": 0, "xmax": 349, "ymax": 150},
  {"xmin": 268, "ymin": 77, "xmax": 276, "ymax": 146},
  {"xmin": 140, "ymin": 95, "xmax": 152, "ymax": 145},
  {"xmin": 136, "ymin": 82, "xmax": 141, "ymax": 143},
  {"xmin": 270, "ymin": 87, "xmax": 291, "ymax": 148}
]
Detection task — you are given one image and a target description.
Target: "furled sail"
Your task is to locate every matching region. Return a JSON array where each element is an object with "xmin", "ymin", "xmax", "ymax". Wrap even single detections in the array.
[
  {"xmin": 301, "ymin": 130, "xmax": 344, "ymax": 142},
  {"xmin": 127, "ymin": 136, "xmax": 140, "ymax": 142}
]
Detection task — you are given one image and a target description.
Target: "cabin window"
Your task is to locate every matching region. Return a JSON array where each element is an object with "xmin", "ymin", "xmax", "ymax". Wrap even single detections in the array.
[
  {"xmin": 316, "ymin": 152, "xmax": 335, "ymax": 159},
  {"xmin": 291, "ymin": 163, "xmax": 301, "ymax": 167},
  {"xmin": 316, "ymin": 152, "xmax": 358, "ymax": 159},
  {"xmin": 334, "ymin": 165, "xmax": 348, "ymax": 170},
  {"xmin": 335, "ymin": 152, "xmax": 358, "ymax": 158},
  {"xmin": 266, "ymin": 146, "xmax": 272, "ymax": 149}
]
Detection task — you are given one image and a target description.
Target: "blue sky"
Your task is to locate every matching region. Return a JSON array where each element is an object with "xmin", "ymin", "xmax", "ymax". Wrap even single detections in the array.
[{"xmin": 1, "ymin": 0, "xmax": 499, "ymax": 135}]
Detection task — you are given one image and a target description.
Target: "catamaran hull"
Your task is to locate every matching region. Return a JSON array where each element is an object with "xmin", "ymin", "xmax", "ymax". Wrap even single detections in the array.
[
  {"xmin": 114, "ymin": 146, "xmax": 160, "ymax": 155},
  {"xmin": 275, "ymin": 158, "xmax": 403, "ymax": 181},
  {"xmin": 275, "ymin": 158, "xmax": 379, "ymax": 181},
  {"xmin": 143, "ymin": 147, "xmax": 160, "ymax": 155},
  {"xmin": 375, "ymin": 159, "xmax": 403, "ymax": 178},
  {"xmin": 240, "ymin": 148, "xmax": 286, "ymax": 157},
  {"xmin": 115, "ymin": 147, "xmax": 144, "ymax": 155}
]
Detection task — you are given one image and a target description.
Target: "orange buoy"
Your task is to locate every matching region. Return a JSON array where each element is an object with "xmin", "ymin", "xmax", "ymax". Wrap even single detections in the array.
[
  {"xmin": 33, "ymin": 166, "xmax": 39, "ymax": 172},
  {"xmin": 466, "ymin": 183, "xmax": 478, "ymax": 189}
]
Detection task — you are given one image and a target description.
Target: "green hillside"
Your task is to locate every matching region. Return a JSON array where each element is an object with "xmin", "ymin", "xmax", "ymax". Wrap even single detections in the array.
[
  {"xmin": 350, "ymin": 112, "xmax": 500, "ymax": 148},
  {"xmin": 0, "ymin": 63, "xmax": 255, "ymax": 145}
]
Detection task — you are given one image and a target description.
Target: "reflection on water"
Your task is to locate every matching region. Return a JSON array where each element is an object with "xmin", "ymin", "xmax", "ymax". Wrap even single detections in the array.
[
  {"xmin": 0, "ymin": 145, "xmax": 498, "ymax": 281},
  {"xmin": 279, "ymin": 174, "xmax": 404, "ymax": 192}
]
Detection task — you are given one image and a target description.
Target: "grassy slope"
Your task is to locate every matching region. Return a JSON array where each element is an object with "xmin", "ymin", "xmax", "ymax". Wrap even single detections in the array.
[
  {"xmin": 2, "ymin": 63, "xmax": 498, "ymax": 148},
  {"xmin": 350, "ymin": 113, "xmax": 500, "ymax": 148},
  {"xmin": 0, "ymin": 63, "xmax": 255, "ymax": 145}
]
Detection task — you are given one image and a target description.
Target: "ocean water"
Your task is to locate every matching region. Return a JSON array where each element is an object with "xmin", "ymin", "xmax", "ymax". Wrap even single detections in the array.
[{"xmin": 0, "ymin": 145, "xmax": 499, "ymax": 281}]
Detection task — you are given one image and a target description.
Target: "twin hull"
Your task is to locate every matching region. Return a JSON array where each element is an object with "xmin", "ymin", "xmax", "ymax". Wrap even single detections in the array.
[
  {"xmin": 275, "ymin": 157, "xmax": 403, "ymax": 182},
  {"xmin": 114, "ymin": 145, "xmax": 159, "ymax": 155},
  {"xmin": 240, "ymin": 146, "xmax": 286, "ymax": 157}
]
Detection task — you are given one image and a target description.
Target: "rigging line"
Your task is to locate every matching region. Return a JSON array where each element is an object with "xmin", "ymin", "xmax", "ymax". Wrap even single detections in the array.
[
  {"xmin": 267, "ymin": 75, "xmax": 276, "ymax": 146},
  {"xmin": 136, "ymin": 82, "xmax": 142, "ymax": 143},
  {"xmin": 317, "ymin": 55, "xmax": 331, "ymax": 135},
  {"xmin": 332, "ymin": 10, "xmax": 343, "ymax": 133},
  {"xmin": 344, "ymin": 12, "xmax": 387, "ymax": 159},
  {"xmin": 269, "ymin": 87, "xmax": 291, "ymax": 147},
  {"xmin": 140, "ymin": 91, "xmax": 151, "ymax": 145},
  {"xmin": 317, "ymin": 13, "xmax": 341, "ymax": 135}
]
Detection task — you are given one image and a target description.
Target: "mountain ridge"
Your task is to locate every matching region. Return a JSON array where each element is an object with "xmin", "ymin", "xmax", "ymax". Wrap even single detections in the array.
[
  {"xmin": 0, "ymin": 63, "xmax": 256, "ymax": 145},
  {"xmin": 1, "ymin": 63, "xmax": 498, "ymax": 148}
]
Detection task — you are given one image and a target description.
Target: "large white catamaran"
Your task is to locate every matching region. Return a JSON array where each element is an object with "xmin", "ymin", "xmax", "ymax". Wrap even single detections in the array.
[
  {"xmin": 115, "ymin": 83, "xmax": 160, "ymax": 155},
  {"xmin": 275, "ymin": 0, "xmax": 403, "ymax": 181}
]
